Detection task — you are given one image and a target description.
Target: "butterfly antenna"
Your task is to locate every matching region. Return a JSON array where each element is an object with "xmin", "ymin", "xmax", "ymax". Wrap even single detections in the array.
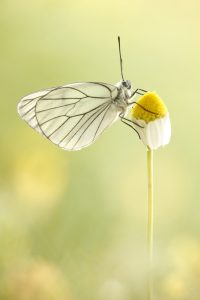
[{"xmin": 118, "ymin": 36, "xmax": 125, "ymax": 81}]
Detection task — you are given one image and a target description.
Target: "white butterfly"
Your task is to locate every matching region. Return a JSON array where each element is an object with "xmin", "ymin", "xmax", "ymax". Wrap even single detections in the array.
[{"xmin": 17, "ymin": 38, "xmax": 147, "ymax": 151}]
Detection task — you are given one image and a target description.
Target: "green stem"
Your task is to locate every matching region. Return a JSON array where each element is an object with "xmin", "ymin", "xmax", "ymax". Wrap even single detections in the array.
[{"xmin": 147, "ymin": 147, "xmax": 153, "ymax": 300}]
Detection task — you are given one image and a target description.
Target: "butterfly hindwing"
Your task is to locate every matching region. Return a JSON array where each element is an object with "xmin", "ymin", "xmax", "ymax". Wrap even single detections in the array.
[{"xmin": 18, "ymin": 82, "xmax": 122, "ymax": 150}]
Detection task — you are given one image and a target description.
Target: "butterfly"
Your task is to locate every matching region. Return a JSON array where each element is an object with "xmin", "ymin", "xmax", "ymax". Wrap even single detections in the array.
[{"xmin": 17, "ymin": 37, "xmax": 147, "ymax": 151}]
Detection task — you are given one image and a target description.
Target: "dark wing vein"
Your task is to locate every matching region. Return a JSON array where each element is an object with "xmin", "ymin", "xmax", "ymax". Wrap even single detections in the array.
[
  {"xmin": 65, "ymin": 102, "xmax": 110, "ymax": 117},
  {"xmin": 21, "ymin": 86, "xmax": 62, "ymax": 101},
  {"xmin": 92, "ymin": 104, "xmax": 112, "ymax": 142},
  {"xmin": 88, "ymin": 82, "xmax": 113, "ymax": 94},
  {"xmin": 72, "ymin": 104, "xmax": 111, "ymax": 149},
  {"xmin": 19, "ymin": 99, "xmax": 35, "ymax": 109},
  {"xmin": 59, "ymin": 104, "xmax": 108, "ymax": 147},
  {"xmin": 39, "ymin": 115, "xmax": 67, "ymax": 126},
  {"xmin": 40, "ymin": 97, "xmax": 85, "ymax": 100},
  {"xmin": 61, "ymin": 86, "xmax": 88, "ymax": 96},
  {"xmin": 47, "ymin": 117, "xmax": 70, "ymax": 138},
  {"xmin": 36, "ymin": 103, "xmax": 78, "ymax": 113},
  {"xmin": 21, "ymin": 106, "xmax": 35, "ymax": 118}
]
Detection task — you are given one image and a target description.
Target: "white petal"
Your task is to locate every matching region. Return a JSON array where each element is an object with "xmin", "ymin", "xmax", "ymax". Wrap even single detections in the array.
[
  {"xmin": 162, "ymin": 114, "xmax": 171, "ymax": 145},
  {"xmin": 132, "ymin": 114, "xmax": 171, "ymax": 150}
]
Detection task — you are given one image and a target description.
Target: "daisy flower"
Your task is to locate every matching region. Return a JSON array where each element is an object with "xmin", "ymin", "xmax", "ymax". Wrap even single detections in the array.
[
  {"xmin": 131, "ymin": 91, "xmax": 171, "ymax": 149},
  {"xmin": 130, "ymin": 91, "xmax": 171, "ymax": 299}
]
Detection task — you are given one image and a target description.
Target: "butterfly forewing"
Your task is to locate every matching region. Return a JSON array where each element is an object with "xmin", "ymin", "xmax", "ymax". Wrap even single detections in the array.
[
  {"xmin": 17, "ymin": 88, "xmax": 55, "ymax": 135},
  {"xmin": 18, "ymin": 82, "xmax": 122, "ymax": 150}
]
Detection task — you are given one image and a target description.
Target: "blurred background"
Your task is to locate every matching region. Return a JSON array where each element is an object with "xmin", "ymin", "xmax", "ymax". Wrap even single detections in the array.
[{"xmin": 1, "ymin": 0, "xmax": 200, "ymax": 299}]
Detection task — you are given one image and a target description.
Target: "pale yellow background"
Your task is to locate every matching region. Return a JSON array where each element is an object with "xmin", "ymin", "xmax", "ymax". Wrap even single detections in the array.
[{"xmin": 0, "ymin": 1, "xmax": 200, "ymax": 299}]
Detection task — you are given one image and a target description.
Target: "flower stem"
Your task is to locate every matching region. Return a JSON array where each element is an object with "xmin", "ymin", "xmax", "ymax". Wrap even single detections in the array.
[{"xmin": 147, "ymin": 147, "xmax": 153, "ymax": 300}]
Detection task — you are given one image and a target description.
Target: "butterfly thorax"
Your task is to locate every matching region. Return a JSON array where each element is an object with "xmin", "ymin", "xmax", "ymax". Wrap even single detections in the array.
[
  {"xmin": 114, "ymin": 80, "xmax": 132, "ymax": 113},
  {"xmin": 115, "ymin": 80, "xmax": 132, "ymax": 100}
]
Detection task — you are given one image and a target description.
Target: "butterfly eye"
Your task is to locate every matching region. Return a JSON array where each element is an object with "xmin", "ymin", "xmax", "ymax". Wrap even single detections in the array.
[{"xmin": 122, "ymin": 80, "xmax": 131, "ymax": 89}]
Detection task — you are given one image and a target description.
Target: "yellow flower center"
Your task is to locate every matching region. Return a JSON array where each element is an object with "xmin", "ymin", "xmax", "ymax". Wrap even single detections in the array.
[{"xmin": 131, "ymin": 91, "xmax": 168, "ymax": 123}]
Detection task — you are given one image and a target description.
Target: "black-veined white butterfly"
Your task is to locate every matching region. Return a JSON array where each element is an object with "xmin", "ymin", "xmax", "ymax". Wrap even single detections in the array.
[{"xmin": 17, "ymin": 37, "xmax": 147, "ymax": 151}]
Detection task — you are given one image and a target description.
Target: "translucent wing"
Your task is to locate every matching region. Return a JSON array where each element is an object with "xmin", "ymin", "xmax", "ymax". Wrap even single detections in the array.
[{"xmin": 18, "ymin": 82, "xmax": 122, "ymax": 150}]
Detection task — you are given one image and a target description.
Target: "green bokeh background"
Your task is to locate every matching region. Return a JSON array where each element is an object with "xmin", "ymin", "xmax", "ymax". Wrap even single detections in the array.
[{"xmin": 1, "ymin": 1, "xmax": 200, "ymax": 299}]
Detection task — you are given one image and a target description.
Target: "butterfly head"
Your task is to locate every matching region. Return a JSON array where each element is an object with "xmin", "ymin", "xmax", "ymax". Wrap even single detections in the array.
[
  {"xmin": 122, "ymin": 80, "xmax": 131, "ymax": 90},
  {"xmin": 116, "ymin": 80, "xmax": 132, "ymax": 100}
]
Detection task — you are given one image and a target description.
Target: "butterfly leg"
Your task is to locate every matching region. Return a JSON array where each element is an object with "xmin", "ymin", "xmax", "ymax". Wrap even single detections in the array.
[
  {"xmin": 128, "ymin": 88, "xmax": 148, "ymax": 105},
  {"xmin": 129, "ymin": 93, "xmax": 159, "ymax": 117},
  {"xmin": 120, "ymin": 113, "xmax": 144, "ymax": 139},
  {"xmin": 120, "ymin": 114, "xmax": 144, "ymax": 128},
  {"xmin": 132, "ymin": 88, "xmax": 148, "ymax": 97},
  {"xmin": 120, "ymin": 118, "xmax": 141, "ymax": 139}
]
